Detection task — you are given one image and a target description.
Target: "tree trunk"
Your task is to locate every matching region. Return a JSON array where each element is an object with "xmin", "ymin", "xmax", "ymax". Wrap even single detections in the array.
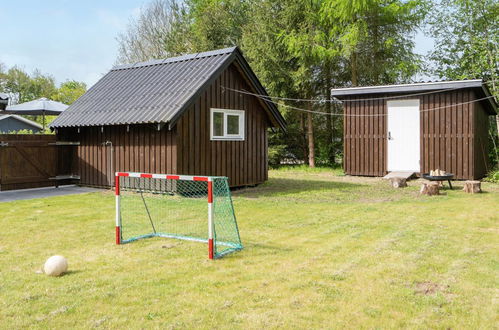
[
  {"xmin": 420, "ymin": 181, "xmax": 440, "ymax": 196},
  {"xmin": 300, "ymin": 113, "xmax": 308, "ymax": 163},
  {"xmin": 351, "ymin": 52, "xmax": 358, "ymax": 87},
  {"xmin": 325, "ymin": 61, "xmax": 334, "ymax": 165},
  {"xmin": 307, "ymin": 108, "xmax": 315, "ymax": 168},
  {"xmin": 463, "ymin": 180, "xmax": 481, "ymax": 193},
  {"xmin": 372, "ymin": 10, "xmax": 380, "ymax": 85}
]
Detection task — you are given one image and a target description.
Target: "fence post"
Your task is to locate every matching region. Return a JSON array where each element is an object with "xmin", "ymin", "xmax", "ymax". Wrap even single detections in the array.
[
  {"xmin": 207, "ymin": 177, "xmax": 214, "ymax": 259},
  {"xmin": 115, "ymin": 173, "xmax": 121, "ymax": 245}
]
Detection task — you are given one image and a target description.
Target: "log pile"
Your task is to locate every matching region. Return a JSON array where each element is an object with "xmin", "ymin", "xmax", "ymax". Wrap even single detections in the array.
[
  {"xmin": 463, "ymin": 180, "xmax": 481, "ymax": 194},
  {"xmin": 429, "ymin": 169, "xmax": 446, "ymax": 176},
  {"xmin": 420, "ymin": 181, "xmax": 440, "ymax": 196},
  {"xmin": 428, "ymin": 169, "xmax": 448, "ymax": 188}
]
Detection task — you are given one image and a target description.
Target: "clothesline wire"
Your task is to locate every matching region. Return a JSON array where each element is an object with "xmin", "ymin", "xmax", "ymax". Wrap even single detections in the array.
[
  {"xmin": 245, "ymin": 92, "xmax": 496, "ymax": 117},
  {"xmin": 221, "ymin": 85, "xmax": 486, "ymax": 103}
]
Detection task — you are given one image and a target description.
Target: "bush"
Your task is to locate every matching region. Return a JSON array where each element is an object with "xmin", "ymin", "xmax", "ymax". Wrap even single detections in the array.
[
  {"xmin": 268, "ymin": 145, "xmax": 288, "ymax": 167},
  {"xmin": 483, "ymin": 168, "xmax": 499, "ymax": 183}
]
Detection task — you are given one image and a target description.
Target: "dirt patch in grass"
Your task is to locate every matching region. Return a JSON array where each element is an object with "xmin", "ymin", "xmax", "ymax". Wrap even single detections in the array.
[{"xmin": 414, "ymin": 281, "xmax": 449, "ymax": 295}]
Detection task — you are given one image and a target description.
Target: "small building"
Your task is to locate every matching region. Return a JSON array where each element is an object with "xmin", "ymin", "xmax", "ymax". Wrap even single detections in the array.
[
  {"xmin": 51, "ymin": 47, "xmax": 286, "ymax": 187},
  {"xmin": 331, "ymin": 80, "xmax": 497, "ymax": 180},
  {"xmin": 0, "ymin": 114, "xmax": 43, "ymax": 133}
]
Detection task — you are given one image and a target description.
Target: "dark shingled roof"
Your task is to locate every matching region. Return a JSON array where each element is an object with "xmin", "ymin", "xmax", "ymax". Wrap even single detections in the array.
[{"xmin": 51, "ymin": 47, "xmax": 285, "ymax": 129}]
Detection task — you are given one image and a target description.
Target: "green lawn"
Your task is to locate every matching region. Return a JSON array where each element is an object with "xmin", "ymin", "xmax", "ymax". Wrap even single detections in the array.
[{"xmin": 1, "ymin": 168, "xmax": 498, "ymax": 328}]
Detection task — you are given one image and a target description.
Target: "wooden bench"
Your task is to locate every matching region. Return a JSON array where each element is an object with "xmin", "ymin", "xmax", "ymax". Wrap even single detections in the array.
[{"xmin": 49, "ymin": 175, "xmax": 80, "ymax": 188}]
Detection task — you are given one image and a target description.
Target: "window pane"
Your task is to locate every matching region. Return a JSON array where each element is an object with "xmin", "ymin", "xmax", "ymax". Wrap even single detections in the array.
[
  {"xmin": 227, "ymin": 114, "xmax": 239, "ymax": 135},
  {"xmin": 213, "ymin": 112, "xmax": 224, "ymax": 136}
]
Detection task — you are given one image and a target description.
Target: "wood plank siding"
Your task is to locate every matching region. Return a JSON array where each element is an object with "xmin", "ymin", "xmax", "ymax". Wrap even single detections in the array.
[
  {"xmin": 58, "ymin": 63, "xmax": 272, "ymax": 188},
  {"xmin": 0, "ymin": 134, "xmax": 57, "ymax": 190},
  {"xmin": 343, "ymin": 89, "xmax": 488, "ymax": 180},
  {"xmin": 344, "ymin": 95, "xmax": 387, "ymax": 177},
  {"xmin": 69, "ymin": 125, "xmax": 177, "ymax": 188},
  {"xmin": 473, "ymin": 95, "xmax": 491, "ymax": 179},
  {"xmin": 176, "ymin": 63, "xmax": 270, "ymax": 187}
]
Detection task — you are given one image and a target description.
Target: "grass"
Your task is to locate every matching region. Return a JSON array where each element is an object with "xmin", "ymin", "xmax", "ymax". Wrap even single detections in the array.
[{"xmin": 0, "ymin": 168, "xmax": 498, "ymax": 328}]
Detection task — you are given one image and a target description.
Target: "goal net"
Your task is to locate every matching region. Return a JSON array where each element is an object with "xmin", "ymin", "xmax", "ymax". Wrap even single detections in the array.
[{"xmin": 115, "ymin": 172, "xmax": 243, "ymax": 259}]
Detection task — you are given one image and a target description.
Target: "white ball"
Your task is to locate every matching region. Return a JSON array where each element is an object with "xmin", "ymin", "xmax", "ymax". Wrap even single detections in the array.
[{"xmin": 43, "ymin": 255, "xmax": 68, "ymax": 276}]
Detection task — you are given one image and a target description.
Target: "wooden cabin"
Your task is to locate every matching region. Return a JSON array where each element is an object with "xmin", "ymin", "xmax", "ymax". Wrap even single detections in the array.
[
  {"xmin": 331, "ymin": 80, "xmax": 497, "ymax": 180},
  {"xmin": 51, "ymin": 47, "xmax": 286, "ymax": 187}
]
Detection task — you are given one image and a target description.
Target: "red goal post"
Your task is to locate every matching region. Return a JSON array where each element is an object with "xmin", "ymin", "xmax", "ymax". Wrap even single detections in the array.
[{"xmin": 114, "ymin": 172, "xmax": 242, "ymax": 259}]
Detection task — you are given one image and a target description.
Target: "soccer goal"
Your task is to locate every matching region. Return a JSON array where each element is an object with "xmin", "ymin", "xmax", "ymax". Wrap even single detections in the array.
[{"xmin": 115, "ymin": 172, "xmax": 243, "ymax": 259}]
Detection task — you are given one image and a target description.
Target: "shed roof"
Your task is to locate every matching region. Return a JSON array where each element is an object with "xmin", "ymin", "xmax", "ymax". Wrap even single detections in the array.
[
  {"xmin": 331, "ymin": 79, "xmax": 497, "ymax": 114},
  {"xmin": 50, "ymin": 47, "xmax": 286, "ymax": 129},
  {"xmin": 0, "ymin": 114, "xmax": 43, "ymax": 129}
]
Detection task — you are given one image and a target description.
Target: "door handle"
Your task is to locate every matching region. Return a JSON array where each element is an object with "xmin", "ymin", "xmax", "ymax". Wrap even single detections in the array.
[{"xmin": 388, "ymin": 132, "xmax": 392, "ymax": 140}]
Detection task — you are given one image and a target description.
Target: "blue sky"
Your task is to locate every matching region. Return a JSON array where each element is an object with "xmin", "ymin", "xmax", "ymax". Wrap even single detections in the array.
[
  {"xmin": 0, "ymin": 1, "xmax": 434, "ymax": 88},
  {"xmin": 0, "ymin": 0, "xmax": 144, "ymax": 87}
]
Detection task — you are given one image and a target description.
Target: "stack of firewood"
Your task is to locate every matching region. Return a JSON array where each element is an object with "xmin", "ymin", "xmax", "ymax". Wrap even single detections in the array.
[{"xmin": 429, "ymin": 169, "xmax": 446, "ymax": 176}]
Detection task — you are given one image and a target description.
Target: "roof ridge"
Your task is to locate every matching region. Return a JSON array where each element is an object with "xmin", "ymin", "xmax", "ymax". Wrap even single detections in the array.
[
  {"xmin": 112, "ymin": 46, "xmax": 238, "ymax": 71},
  {"xmin": 0, "ymin": 114, "xmax": 43, "ymax": 128},
  {"xmin": 331, "ymin": 79, "xmax": 484, "ymax": 92}
]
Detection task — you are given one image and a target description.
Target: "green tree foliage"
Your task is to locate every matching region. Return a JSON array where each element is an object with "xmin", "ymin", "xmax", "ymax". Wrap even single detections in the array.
[
  {"xmin": 116, "ymin": 0, "xmax": 427, "ymax": 166},
  {"xmin": 429, "ymin": 0, "xmax": 499, "ymax": 165},
  {"xmin": 0, "ymin": 66, "xmax": 56, "ymax": 104},
  {"xmin": 52, "ymin": 80, "xmax": 87, "ymax": 105},
  {"xmin": 321, "ymin": 0, "xmax": 426, "ymax": 85},
  {"xmin": 429, "ymin": 0, "xmax": 498, "ymax": 82},
  {"xmin": 0, "ymin": 65, "xmax": 86, "ymax": 132},
  {"xmin": 187, "ymin": 0, "xmax": 249, "ymax": 51}
]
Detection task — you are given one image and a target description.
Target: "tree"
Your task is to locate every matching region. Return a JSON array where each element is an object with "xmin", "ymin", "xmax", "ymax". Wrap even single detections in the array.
[
  {"xmin": 241, "ymin": 0, "xmax": 317, "ymax": 165},
  {"xmin": 321, "ymin": 0, "xmax": 426, "ymax": 86},
  {"xmin": 0, "ymin": 65, "xmax": 86, "ymax": 131},
  {"xmin": 276, "ymin": 0, "xmax": 426, "ymax": 166},
  {"xmin": 115, "ymin": 0, "xmax": 427, "ymax": 167},
  {"xmin": 52, "ymin": 80, "xmax": 87, "ymax": 105},
  {"xmin": 116, "ymin": 0, "xmax": 250, "ymax": 65},
  {"xmin": 0, "ymin": 66, "xmax": 56, "ymax": 104},
  {"xmin": 187, "ymin": 0, "xmax": 249, "ymax": 51},
  {"xmin": 429, "ymin": 0, "xmax": 499, "ymax": 140},
  {"xmin": 116, "ymin": 0, "xmax": 192, "ymax": 63}
]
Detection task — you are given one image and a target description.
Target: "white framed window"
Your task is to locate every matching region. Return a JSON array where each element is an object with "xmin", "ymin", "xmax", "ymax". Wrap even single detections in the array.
[{"xmin": 210, "ymin": 108, "xmax": 245, "ymax": 141}]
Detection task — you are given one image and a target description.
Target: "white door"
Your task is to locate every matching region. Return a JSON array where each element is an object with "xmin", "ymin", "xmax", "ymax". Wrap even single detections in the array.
[{"xmin": 387, "ymin": 99, "xmax": 420, "ymax": 172}]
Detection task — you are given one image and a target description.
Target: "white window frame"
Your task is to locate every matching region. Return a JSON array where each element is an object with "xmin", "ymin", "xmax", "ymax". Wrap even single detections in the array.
[{"xmin": 210, "ymin": 108, "xmax": 245, "ymax": 141}]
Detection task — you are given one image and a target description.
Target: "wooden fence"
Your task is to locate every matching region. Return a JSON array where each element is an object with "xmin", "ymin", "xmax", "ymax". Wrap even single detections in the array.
[{"xmin": 0, "ymin": 135, "xmax": 78, "ymax": 191}]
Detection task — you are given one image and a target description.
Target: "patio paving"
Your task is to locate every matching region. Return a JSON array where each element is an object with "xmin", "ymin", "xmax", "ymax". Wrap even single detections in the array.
[{"xmin": 0, "ymin": 185, "xmax": 101, "ymax": 202}]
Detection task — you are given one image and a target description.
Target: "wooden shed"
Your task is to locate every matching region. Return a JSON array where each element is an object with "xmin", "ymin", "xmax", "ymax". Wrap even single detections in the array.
[
  {"xmin": 51, "ymin": 47, "xmax": 286, "ymax": 188},
  {"xmin": 0, "ymin": 114, "xmax": 43, "ymax": 133},
  {"xmin": 331, "ymin": 80, "xmax": 497, "ymax": 180}
]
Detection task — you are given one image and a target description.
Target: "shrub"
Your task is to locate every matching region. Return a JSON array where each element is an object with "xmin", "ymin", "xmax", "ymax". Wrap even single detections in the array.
[
  {"xmin": 483, "ymin": 168, "xmax": 499, "ymax": 183},
  {"xmin": 268, "ymin": 145, "xmax": 288, "ymax": 167}
]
